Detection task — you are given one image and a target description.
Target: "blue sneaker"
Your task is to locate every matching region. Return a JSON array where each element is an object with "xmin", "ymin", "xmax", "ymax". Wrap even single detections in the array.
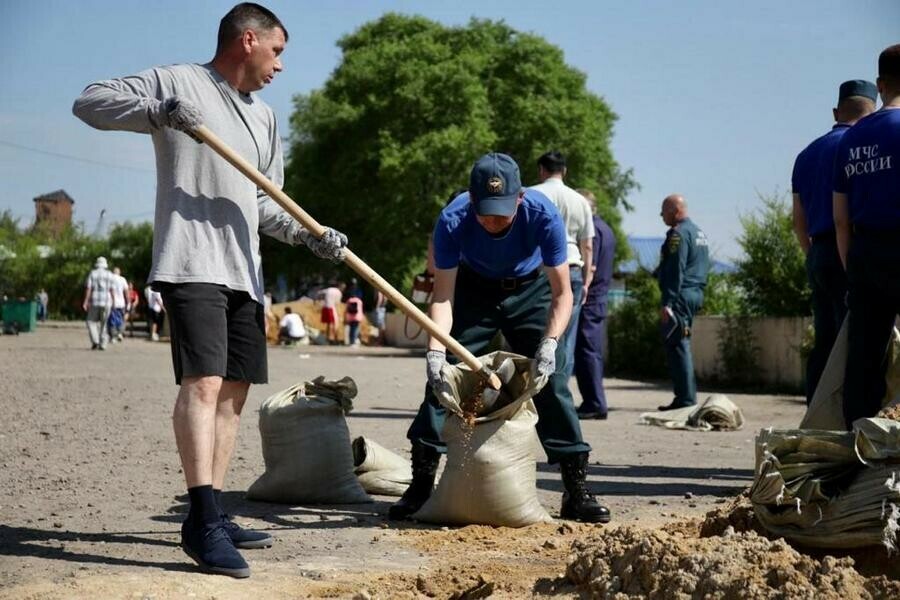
[
  {"xmin": 181, "ymin": 521, "xmax": 250, "ymax": 578},
  {"xmin": 221, "ymin": 514, "xmax": 274, "ymax": 549}
]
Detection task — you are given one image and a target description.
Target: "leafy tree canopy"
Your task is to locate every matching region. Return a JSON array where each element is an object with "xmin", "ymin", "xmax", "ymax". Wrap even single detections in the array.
[
  {"xmin": 734, "ymin": 194, "xmax": 810, "ymax": 317},
  {"xmin": 275, "ymin": 14, "xmax": 635, "ymax": 290}
]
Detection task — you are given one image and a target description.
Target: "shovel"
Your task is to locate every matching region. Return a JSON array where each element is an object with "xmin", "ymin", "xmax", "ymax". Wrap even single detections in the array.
[{"xmin": 191, "ymin": 124, "xmax": 502, "ymax": 390}]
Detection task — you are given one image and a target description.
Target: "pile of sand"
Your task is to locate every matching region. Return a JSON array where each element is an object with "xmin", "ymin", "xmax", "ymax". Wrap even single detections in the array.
[{"xmin": 566, "ymin": 499, "xmax": 900, "ymax": 599}]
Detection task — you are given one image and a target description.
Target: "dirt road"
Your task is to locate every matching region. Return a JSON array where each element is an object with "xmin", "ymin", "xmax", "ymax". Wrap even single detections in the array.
[{"xmin": 0, "ymin": 326, "xmax": 806, "ymax": 598}]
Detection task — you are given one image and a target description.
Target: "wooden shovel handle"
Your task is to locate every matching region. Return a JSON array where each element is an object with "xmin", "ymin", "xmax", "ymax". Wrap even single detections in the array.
[{"xmin": 192, "ymin": 124, "xmax": 501, "ymax": 390}]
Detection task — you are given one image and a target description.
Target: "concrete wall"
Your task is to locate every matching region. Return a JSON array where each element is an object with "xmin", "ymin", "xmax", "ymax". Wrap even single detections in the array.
[{"xmin": 692, "ymin": 315, "xmax": 810, "ymax": 389}]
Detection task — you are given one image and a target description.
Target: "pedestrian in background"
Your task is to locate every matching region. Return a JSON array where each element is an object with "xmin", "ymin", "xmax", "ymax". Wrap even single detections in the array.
[
  {"xmin": 834, "ymin": 44, "xmax": 900, "ymax": 427},
  {"xmin": 107, "ymin": 267, "xmax": 129, "ymax": 343},
  {"xmin": 318, "ymin": 281, "xmax": 344, "ymax": 344},
  {"xmin": 792, "ymin": 79, "xmax": 876, "ymax": 404},
  {"xmin": 655, "ymin": 195, "xmax": 710, "ymax": 411},
  {"xmin": 529, "ymin": 151, "xmax": 594, "ymax": 380},
  {"xmin": 83, "ymin": 256, "xmax": 115, "ymax": 350},
  {"xmin": 36, "ymin": 288, "xmax": 49, "ymax": 322},
  {"xmin": 125, "ymin": 281, "xmax": 140, "ymax": 337},
  {"xmin": 345, "ymin": 294, "xmax": 363, "ymax": 346},
  {"xmin": 573, "ymin": 189, "xmax": 616, "ymax": 420}
]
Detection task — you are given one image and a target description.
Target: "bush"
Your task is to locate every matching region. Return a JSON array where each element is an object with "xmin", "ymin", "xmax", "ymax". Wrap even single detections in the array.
[
  {"xmin": 607, "ymin": 270, "xmax": 667, "ymax": 379},
  {"xmin": 734, "ymin": 194, "xmax": 810, "ymax": 317}
]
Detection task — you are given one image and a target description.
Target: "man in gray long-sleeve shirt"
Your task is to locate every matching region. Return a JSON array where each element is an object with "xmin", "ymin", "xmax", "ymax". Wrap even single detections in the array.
[{"xmin": 73, "ymin": 3, "xmax": 348, "ymax": 579}]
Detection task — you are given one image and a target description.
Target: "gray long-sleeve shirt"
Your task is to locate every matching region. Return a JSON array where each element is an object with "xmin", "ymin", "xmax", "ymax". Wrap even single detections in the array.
[{"xmin": 73, "ymin": 62, "xmax": 303, "ymax": 303}]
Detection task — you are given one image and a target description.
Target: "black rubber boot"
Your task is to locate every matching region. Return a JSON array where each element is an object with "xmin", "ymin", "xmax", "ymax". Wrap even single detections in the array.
[
  {"xmin": 388, "ymin": 442, "xmax": 440, "ymax": 521},
  {"xmin": 559, "ymin": 452, "xmax": 611, "ymax": 524}
]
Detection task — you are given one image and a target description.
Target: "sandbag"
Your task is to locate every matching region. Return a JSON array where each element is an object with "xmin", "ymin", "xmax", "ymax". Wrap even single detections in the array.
[
  {"xmin": 412, "ymin": 351, "xmax": 554, "ymax": 527},
  {"xmin": 247, "ymin": 376, "xmax": 372, "ymax": 504},
  {"xmin": 639, "ymin": 394, "xmax": 744, "ymax": 431},
  {"xmin": 353, "ymin": 436, "xmax": 412, "ymax": 497},
  {"xmin": 750, "ymin": 421, "xmax": 900, "ymax": 549},
  {"xmin": 801, "ymin": 319, "xmax": 900, "ymax": 430}
]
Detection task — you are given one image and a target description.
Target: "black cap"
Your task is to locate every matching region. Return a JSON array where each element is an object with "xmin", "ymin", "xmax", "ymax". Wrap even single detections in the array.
[
  {"xmin": 838, "ymin": 79, "xmax": 878, "ymax": 102},
  {"xmin": 469, "ymin": 153, "xmax": 522, "ymax": 217}
]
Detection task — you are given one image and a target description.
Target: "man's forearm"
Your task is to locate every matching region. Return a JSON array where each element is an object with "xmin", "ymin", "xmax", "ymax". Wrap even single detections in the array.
[
  {"xmin": 427, "ymin": 300, "xmax": 453, "ymax": 352},
  {"xmin": 833, "ymin": 192, "xmax": 850, "ymax": 270},
  {"xmin": 545, "ymin": 291, "xmax": 573, "ymax": 340},
  {"xmin": 792, "ymin": 194, "xmax": 810, "ymax": 254},
  {"xmin": 579, "ymin": 239, "xmax": 593, "ymax": 289}
]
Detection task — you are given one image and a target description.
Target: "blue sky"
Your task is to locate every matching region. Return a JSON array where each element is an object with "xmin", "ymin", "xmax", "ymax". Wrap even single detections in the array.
[{"xmin": 1, "ymin": 0, "xmax": 897, "ymax": 260}]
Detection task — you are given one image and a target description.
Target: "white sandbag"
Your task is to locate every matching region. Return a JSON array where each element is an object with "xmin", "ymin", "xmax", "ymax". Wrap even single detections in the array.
[
  {"xmin": 247, "ymin": 376, "xmax": 372, "ymax": 504},
  {"xmin": 750, "ymin": 421, "xmax": 900, "ymax": 549},
  {"xmin": 801, "ymin": 319, "xmax": 900, "ymax": 430},
  {"xmin": 412, "ymin": 351, "xmax": 553, "ymax": 527},
  {"xmin": 639, "ymin": 394, "xmax": 744, "ymax": 431},
  {"xmin": 353, "ymin": 436, "xmax": 411, "ymax": 497}
]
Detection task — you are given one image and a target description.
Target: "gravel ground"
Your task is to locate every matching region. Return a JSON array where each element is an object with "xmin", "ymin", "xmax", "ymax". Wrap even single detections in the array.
[{"xmin": 0, "ymin": 325, "xmax": 808, "ymax": 598}]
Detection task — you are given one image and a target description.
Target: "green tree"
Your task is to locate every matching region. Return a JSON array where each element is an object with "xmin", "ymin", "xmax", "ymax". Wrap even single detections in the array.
[
  {"xmin": 276, "ymin": 14, "xmax": 635, "ymax": 290},
  {"xmin": 734, "ymin": 194, "xmax": 810, "ymax": 317},
  {"xmin": 699, "ymin": 272, "xmax": 744, "ymax": 317}
]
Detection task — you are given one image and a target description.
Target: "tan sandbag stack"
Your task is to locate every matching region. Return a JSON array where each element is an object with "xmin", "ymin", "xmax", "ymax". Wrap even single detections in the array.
[
  {"xmin": 750, "ymin": 418, "xmax": 900, "ymax": 550},
  {"xmin": 247, "ymin": 376, "xmax": 372, "ymax": 504},
  {"xmin": 412, "ymin": 351, "xmax": 554, "ymax": 527}
]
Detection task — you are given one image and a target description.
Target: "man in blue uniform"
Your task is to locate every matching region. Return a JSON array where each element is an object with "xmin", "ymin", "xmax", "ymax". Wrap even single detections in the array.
[
  {"xmin": 389, "ymin": 153, "xmax": 611, "ymax": 523},
  {"xmin": 792, "ymin": 80, "xmax": 877, "ymax": 405},
  {"xmin": 655, "ymin": 194, "xmax": 710, "ymax": 411},
  {"xmin": 574, "ymin": 189, "xmax": 616, "ymax": 419},
  {"xmin": 834, "ymin": 44, "xmax": 900, "ymax": 427}
]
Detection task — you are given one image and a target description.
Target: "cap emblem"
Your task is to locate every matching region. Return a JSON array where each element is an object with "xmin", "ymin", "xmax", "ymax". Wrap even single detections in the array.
[{"xmin": 486, "ymin": 176, "xmax": 504, "ymax": 194}]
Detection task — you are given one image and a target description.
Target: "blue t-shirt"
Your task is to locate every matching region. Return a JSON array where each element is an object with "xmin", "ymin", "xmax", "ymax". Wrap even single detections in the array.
[
  {"xmin": 833, "ymin": 109, "xmax": 900, "ymax": 229},
  {"xmin": 792, "ymin": 124, "xmax": 850, "ymax": 236},
  {"xmin": 433, "ymin": 189, "xmax": 567, "ymax": 279}
]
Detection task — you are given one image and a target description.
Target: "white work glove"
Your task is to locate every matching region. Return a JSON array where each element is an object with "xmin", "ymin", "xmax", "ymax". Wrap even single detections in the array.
[
  {"xmin": 298, "ymin": 227, "xmax": 348, "ymax": 263},
  {"xmin": 425, "ymin": 350, "xmax": 447, "ymax": 389},
  {"xmin": 150, "ymin": 96, "xmax": 203, "ymax": 134},
  {"xmin": 534, "ymin": 337, "xmax": 558, "ymax": 378}
]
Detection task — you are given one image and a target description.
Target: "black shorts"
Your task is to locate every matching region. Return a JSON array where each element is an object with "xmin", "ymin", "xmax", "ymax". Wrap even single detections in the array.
[{"xmin": 156, "ymin": 283, "xmax": 267, "ymax": 385}]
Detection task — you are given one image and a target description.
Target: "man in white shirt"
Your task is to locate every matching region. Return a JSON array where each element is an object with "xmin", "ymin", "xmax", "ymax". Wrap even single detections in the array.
[
  {"xmin": 108, "ymin": 267, "xmax": 129, "ymax": 342},
  {"xmin": 529, "ymin": 151, "xmax": 594, "ymax": 379},
  {"xmin": 278, "ymin": 306, "xmax": 306, "ymax": 344}
]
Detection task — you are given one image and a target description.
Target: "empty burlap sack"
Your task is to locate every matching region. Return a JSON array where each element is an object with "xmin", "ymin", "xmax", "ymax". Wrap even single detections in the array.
[
  {"xmin": 353, "ymin": 436, "xmax": 412, "ymax": 496},
  {"xmin": 639, "ymin": 394, "xmax": 744, "ymax": 431},
  {"xmin": 247, "ymin": 376, "xmax": 371, "ymax": 504},
  {"xmin": 412, "ymin": 351, "xmax": 554, "ymax": 527},
  {"xmin": 750, "ymin": 421, "xmax": 900, "ymax": 549},
  {"xmin": 801, "ymin": 319, "xmax": 900, "ymax": 430}
]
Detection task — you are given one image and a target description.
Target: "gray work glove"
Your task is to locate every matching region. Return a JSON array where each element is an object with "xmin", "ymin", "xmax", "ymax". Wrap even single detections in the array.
[
  {"xmin": 151, "ymin": 96, "xmax": 203, "ymax": 134},
  {"xmin": 534, "ymin": 336, "xmax": 558, "ymax": 378},
  {"xmin": 425, "ymin": 350, "xmax": 447, "ymax": 390},
  {"xmin": 298, "ymin": 227, "xmax": 348, "ymax": 263}
]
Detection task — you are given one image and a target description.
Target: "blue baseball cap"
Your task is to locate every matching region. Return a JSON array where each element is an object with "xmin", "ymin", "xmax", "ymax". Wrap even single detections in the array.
[
  {"xmin": 469, "ymin": 152, "xmax": 522, "ymax": 217},
  {"xmin": 838, "ymin": 79, "xmax": 878, "ymax": 102}
]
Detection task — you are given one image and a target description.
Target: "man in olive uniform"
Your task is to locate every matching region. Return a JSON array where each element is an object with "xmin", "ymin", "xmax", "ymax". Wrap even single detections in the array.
[
  {"xmin": 655, "ymin": 194, "xmax": 710, "ymax": 411},
  {"xmin": 834, "ymin": 44, "xmax": 900, "ymax": 427},
  {"xmin": 792, "ymin": 79, "xmax": 876, "ymax": 405}
]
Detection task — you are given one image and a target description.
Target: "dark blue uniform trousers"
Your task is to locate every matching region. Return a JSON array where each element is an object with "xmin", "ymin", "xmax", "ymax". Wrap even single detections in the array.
[
  {"xmin": 843, "ymin": 234, "xmax": 900, "ymax": 428},
  {"xmin": 574, "ymin": 294, "xmax": 608, "ymax": 414},
  {"xmin": 805, "ymin": 237, "xmax": 847, "ymax": 405},
  {"xmin": 664, "ymin": 289, "xmax": 704, "ymax": 407},
  {"xmin": 407, "ymin": 268, "xmax": 591, "ymax": 464}
]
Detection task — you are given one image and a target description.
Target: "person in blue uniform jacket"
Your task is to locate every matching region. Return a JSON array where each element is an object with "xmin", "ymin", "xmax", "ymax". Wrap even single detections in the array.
[
  {"xmin": 792, "ymin": 79, "xmax": 877, "ymax": 405},
  {"xmin": 389, "ymin": 153, "xmax": 611, "ymax": 524},
  {"xmin": 574, "ymin": 189, "xmax": 616, "ymax": 419},
  {"xmin": 834, "ymin": 44, "xmax": 900, "ymax": 428},
  {"xmin": 655, "ymin": 194, "xmax": 710, "ymax": 411}
]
